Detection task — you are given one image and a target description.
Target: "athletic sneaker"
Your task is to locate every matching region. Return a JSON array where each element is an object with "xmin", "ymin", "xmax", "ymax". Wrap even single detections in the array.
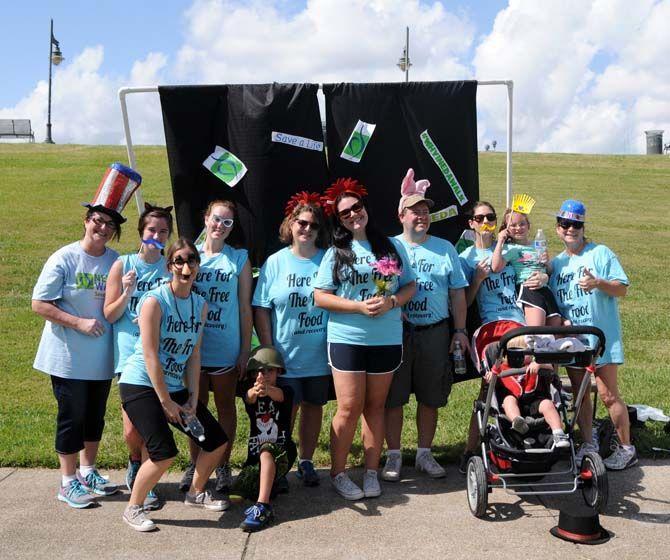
[
  {"xmin": 331, "ymin": 472, "xmax": 364, "ymax": 501},
  {"xmin": 179, "ymin": 462, "xmax": 196, "ymax": 492},
  {"xmin": 77, "ymin": 469, "xmax": 119, "ymax": 496},
  {"xmin": 123, "ymin": 504, "xmax": 156, "ymax": 532},
  {"xmin": 552, "ymin": 433, "xmax": 571, "ymax": 449},
  {"xmin": 415, "ymin": 451, "xmax": 446, "ymax": 478},
  {"xmin": 143, "ymin": 487, "xmax": 161, "ymax": 511},
  {"xmin": 125, "ymin": 458, "xmax": 141, "ymax": 491},
  {"xmin": 458, "ymin": 452, "xmax": 475, "ymax": 476},
  {"xmin": 240, "ymin": 503, "xmax": 274, "ymax": 532},
  {"xmin": 296, "ymin": 460, "xmax": 320, "ymax": 486},
  {"xmin": 272, "ymin": 474, "xmax": 290, "ymax": 495},
  {"xmin": 184, "ymin": 489, "xmax": 229, "ymax": 511},
  {"xmin": 575, "ymin": 441, "xmax": 600, "ymax": 467},
  {"xmin": 363, "ymin": 470, "xmax": 381, "ymax": 498},
  {"xmin": 381, "ymin": 453, "xmax": 402, "ymax": 482},
  {"xmin": 57, "ymin": 479, "xmax": 96, "ymax": 509},
  {"xmin": 512, "ymin": 416, "xmax": 530, "ymax": 434},
  {"xmin": 215, "ymin": 464, "xmax": 233, "ymax": 493},
  {"xmin": 603, "ymin": 445, "xmax": 638, "ymax": 471}
]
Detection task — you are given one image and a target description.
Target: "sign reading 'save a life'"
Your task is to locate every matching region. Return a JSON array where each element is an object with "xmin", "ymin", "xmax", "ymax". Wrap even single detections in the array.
[{"xmin": 271, "ymin": 131, "xmax": 323, "ymax": 152}]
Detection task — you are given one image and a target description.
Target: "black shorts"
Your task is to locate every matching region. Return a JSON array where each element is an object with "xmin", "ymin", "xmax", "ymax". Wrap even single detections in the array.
[
  {"xmin": 327, "ymin": 343, "xmax": 403, "ymax": 374},
  {"xmin": 278, "ymin": 375, "xmax": 332, "ymax": 406},
  {"xmin": 496, "ymin": 386, "xmax": 552, "ymax": 417},
  {"xmin": 51, "ymin": 376, "xmax": 112, "ymax": 455},
  {"xmin": 119, "ymin": 383, "xmax": 228, "ymax": 462},
  {"xmin": 517, "ymin": 285, "xmax": 560, "ymax": 317}
]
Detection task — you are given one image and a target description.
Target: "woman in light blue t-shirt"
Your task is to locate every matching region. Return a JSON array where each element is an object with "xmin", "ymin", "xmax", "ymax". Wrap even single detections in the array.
[
  {"xmin": 253, "ymin": 193, "xmax": 329, "ymax": 488},
  {"xmin": 104, "ymin": 203, "xmax": 172, "ymax": 507},
  {"xmin": 182, "ymin": 199, "xmax": 253, "ymax": 494},
  {"xmin": 314, "ymin": 179, "xmax": 416, "ymax": 501}
]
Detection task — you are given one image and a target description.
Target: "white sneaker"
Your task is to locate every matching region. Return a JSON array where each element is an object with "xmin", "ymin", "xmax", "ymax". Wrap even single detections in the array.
[
  {"xmin": 331, "ymin": 472, "xmax": 364, "ymax": 501},
  {"xmin": 552, "ymin": 433, "xmax": 570, "ymax": 449},
  {"xmin": 363, "ymin": 470, "xmax": 381, "ymax": 498},
  {"xmin": 603, "ymin": 445, "xmax": 638, "ymax": 471},
  {"xmin": 123, "ymin": 505, "xmax": 156, "ymax": 532},
  {"xmin": 415, "ymin": 451, "xmax": 446, "ymax": 478},
  {"xmin": 575, "ymin": 441, "xmax": 599, "ymax": 466},
  {"xmin": 381, "ymin": 453, "xmax": 402, "ymax": 482}
]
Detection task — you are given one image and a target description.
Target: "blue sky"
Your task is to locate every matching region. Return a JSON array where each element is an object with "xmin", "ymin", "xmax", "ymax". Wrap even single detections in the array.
[{"xmin": 1, "ymin": 1, "xmax": 668, "ymax": 153}]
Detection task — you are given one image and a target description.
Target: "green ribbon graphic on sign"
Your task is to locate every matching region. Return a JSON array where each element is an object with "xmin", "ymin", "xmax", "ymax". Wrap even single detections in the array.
[{"xmin": 420, "ymin": 130, "xmax": 468, "ymax": 206}]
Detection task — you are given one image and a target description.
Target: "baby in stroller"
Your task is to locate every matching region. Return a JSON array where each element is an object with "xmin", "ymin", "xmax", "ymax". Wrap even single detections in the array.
[{"xmin": 486, "ymin": 335, "xmax": 569, "ymax": 448}]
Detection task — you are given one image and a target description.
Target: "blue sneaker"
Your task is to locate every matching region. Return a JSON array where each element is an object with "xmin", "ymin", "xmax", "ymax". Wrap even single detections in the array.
[
  {"xmin": 240, "ymin": 503, "xmax": 274, "ymax": 532},
  {"xmin": 125, "ymin": 458, "xmax": 141, "ymax": 491},
  {"xmin": 77, "ymin": 469, "xmax": 119, "ymax": 496},
  {"xmin": 296, "ymin": 460, "xmax": 320, "ymax": 487},
  {"xmin": 57, "ymin": 479, "xmax": 96, "ymax": 509},
  {"xmin": 143, "ymin": 487, "xmax": 161, "ymax": 511}
]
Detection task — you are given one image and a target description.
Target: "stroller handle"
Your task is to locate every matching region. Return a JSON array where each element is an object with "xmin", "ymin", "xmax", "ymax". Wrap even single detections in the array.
[{"xmin": 497, "ymin": 326, "xmax": 606, "ymax": 357}]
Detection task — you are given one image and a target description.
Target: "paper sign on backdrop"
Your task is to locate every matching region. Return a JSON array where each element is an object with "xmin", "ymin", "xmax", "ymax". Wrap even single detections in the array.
[
  {"xmin": 271, "ymin": 131, "xmax": 323, "ymax": 152},
  {"xmin": 429, "ymin": 205, "xmax": 458, "ymax": 223},
  {"xmin": 420, "ymin": 130, "xmax": 468, "ymax": 205},
  {"xmin": 341, "ymin": 120, "xmax": 376, "ymax": 163},
  {"xmin": 203, "ymin": 145, "xmax": 248, "ymax": 187}
]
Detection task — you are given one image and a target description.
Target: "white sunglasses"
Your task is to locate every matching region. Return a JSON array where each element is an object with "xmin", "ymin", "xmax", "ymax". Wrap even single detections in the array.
[{"xmin": 211, "ymin": 215, "xmax": 234, "ymax": 228}]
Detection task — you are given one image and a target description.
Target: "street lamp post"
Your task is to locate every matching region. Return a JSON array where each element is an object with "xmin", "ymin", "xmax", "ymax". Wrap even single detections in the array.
[
  {"xmin": 45, "ymin": 18, "xmax": 63, "ymax": 144},
  {"xmin": 396, "ymin": 26, "xmax": 411, "ymax": 82}
]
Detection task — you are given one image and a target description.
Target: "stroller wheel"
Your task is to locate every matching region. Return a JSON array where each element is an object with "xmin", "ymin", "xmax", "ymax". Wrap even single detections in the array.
[
  {"xmin": 581, "ymin": 451, "xmax": 609, "ymax": 513},
  {"xmin": 466, "ymin": 456, "xmax": 488, "ymax": 518}
]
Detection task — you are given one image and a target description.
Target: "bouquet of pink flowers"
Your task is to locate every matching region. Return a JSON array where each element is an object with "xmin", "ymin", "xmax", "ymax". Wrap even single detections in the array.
[{"xmin": 371, "ymin": 256, "xmax": 401, "ymax": 296}]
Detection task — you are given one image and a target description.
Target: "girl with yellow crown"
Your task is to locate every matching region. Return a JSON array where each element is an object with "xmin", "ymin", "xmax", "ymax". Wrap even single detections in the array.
[{"xmin": 490, "ymin": 194, "xmax": 562, "ymax": 327}]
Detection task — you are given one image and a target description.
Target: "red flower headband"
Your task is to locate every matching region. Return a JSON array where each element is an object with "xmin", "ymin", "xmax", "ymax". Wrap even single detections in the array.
[
  {"xmin": 321, "ymin": 178, "xmax": 368, "ymax": 216},
  {"xmin": 284, "ymin": 191, "xmax": 323, "ymax": 217}
]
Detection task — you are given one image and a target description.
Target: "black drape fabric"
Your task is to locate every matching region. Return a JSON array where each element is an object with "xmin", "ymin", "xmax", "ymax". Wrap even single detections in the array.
[
  {"xmin": 159, "ymin": 83, "xmax": 328, "ymax": 265},
  {"xmin": 323, "ymin": 81, "xmax": 479, "ymax": 243}
]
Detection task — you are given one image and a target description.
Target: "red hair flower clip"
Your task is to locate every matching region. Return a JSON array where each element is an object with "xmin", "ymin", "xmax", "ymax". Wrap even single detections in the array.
[
  {"xmin": 284, "ymin": 191, "xmax": 323, "ymax": 217},
  {"xmin": 321, "ymin": 178, "xmax": 368, "ymax": 216}
]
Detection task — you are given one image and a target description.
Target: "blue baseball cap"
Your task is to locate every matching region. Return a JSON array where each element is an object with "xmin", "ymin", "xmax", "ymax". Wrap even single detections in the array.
[{"xmin": 557, "ymin": 200, "xmax": 586, "ymax": 222}]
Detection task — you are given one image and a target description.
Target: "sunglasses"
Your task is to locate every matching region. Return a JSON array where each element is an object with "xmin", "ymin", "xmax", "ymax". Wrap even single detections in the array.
[
  {"xmin": 171, "ymin": 254, "xmax": 199, "ymax": 268},
  {"xmin": 471, "ymin": 213, "xmax": 497, "ymax": 223},
  {"xmin": 295, "ymin": 219, "xmax": 320, "ymax": 231},
  {"xmin": 338, "ymin": 201, "xmax": 364, "ymax": 220},
  {"xmin": 557, "ymin": 219, "xmax": 584, "ymax": 230},
  {"xmin": 211, "ymin": 215, "xmax": 234, "ymax": 228},
  {"xmin": 88, "ymin": 216, "xmax": 118, "ymax": 230}
]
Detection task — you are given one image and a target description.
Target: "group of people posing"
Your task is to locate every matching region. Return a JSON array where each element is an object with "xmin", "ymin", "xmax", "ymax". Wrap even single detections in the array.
[{"xmin": 32, "ymin": 166, "xmax": 635, "ymax": 534}]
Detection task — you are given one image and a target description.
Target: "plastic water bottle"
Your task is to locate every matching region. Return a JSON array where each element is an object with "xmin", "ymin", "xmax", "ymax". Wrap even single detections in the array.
[
  {"xmin": 181, "ymin": 411, "xmax": 205, "ymax": 442},
  {"xmin": 534, "ymin": 228, "xmax": 547, "ymax": 260},
  {"xmin": 453, "ymin": 340, "xmax": 467, "ymax": 375}
]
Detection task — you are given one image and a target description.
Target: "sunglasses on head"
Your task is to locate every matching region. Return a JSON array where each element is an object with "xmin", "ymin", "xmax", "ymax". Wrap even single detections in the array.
[
  {"xmin": 557, "ymin": 219, "xmax": 584, "ymax": 230},
  {"xmin": 211, "ymin": 215, "xmax": 234, "ymax": 228},
  {"xmin": 471, "ymin": 213, "xmax": 497, "ymax": 223},
  {"xmin": 295, "ymin": 219, "xmax": 320, "ymax": 231},
  {"xmin": 338, "ymin": 201, "xmax": 364, "ymax": 220},
  {"xmin": 172, "ymin": 254, "xmax": 199, "ymax": 268}
]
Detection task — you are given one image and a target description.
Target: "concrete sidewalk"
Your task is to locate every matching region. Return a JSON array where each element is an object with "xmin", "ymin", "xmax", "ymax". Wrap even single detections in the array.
[{"xmin": 1, "ymin": 459, "xmax": 669, "ymax": 560}]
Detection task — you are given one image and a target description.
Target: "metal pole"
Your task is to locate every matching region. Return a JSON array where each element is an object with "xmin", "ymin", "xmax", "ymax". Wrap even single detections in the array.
[
  {"xmin": 506, "ymin": 80, "xmax": 513, "ymax": 207},
  {"xmin": 405, "ymin": 26, "xmax": 409, "ymax": 83},
  {"xmin": 45, "ymin": 19, "xmax": 54, "ymax": 144}
]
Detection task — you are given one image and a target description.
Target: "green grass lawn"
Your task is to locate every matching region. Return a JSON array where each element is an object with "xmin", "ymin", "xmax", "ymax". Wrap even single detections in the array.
[{"xmin": 1, "ymin": 144, "xmax": 669, "ymax": 469}]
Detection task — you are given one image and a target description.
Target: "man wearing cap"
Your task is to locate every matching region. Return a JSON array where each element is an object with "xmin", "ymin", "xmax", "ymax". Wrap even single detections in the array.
[
  {"xmin": 549, "ymin": 200, "xmax": 636, "ymax": 470},
  {"xmin": 382, "ymin": 170, "xmax": 469, "ymax": 481}
]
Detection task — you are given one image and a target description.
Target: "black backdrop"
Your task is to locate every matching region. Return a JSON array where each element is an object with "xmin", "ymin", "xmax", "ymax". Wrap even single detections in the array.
[
  {"xmin": 159, "ymin": 83, "xmax": 328, "ymax": 266},
  {"xmin": 159, "ymin": 81, "xmax": 479, "ymax": 264}
]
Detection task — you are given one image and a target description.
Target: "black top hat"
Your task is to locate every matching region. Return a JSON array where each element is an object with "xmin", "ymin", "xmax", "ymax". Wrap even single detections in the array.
[{"xmin": 550, "ymin": 510, "xmax": 612, "ymax": 545}]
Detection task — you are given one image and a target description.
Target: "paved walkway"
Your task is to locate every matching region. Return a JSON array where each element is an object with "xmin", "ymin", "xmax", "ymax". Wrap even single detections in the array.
[{"xmin": 2, "ymin": 459, "xmax": 669, "ymax": 559}]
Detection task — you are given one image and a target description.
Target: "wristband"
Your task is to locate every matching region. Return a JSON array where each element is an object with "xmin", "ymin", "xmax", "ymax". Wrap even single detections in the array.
[
  {"xmin": 390, "ymin": 295, "xmax": 397, "ymax": 309},
  {"xmin": 454, "ymin": 328, "xmax": 468, "ymax": 335}
]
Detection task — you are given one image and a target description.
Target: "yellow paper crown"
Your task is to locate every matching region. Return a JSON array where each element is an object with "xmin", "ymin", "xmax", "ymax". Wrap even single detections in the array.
[{"xmin": 511, "ymin": 193, "xmax": 536, "ymax": 215}]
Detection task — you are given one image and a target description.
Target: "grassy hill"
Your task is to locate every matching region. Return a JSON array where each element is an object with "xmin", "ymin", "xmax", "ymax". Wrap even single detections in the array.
[{"xmin": 1, "ymin": 144, "xmax": 668, "ymax": 468}]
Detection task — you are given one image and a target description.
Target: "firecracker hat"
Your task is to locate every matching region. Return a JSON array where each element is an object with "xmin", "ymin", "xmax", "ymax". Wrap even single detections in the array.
[
  {"xmin": 557, "ymin": 199, "xmax": 586, "ymax": 222},
  {"xmin": 247, "ymin": 345, "xmax": 286, "ymax": 374},
  {"xmin": 550, "ymin": 510, "xmax": 612, "ymax": 545},
  {"xmin": 82, "ymin": 162, "xmax": 142, "ymax": 224}
]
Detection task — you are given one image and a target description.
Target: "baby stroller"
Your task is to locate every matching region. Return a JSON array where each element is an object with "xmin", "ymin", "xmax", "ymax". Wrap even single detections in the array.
[{"xmin": 466, "ymin": 325, "xmax": 609, "ymax": 517}]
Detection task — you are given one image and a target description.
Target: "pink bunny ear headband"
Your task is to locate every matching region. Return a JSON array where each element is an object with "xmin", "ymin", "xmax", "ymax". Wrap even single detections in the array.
[{"xmin": 398, "ymin": 168, "xmax": 434, "ymax": 213}]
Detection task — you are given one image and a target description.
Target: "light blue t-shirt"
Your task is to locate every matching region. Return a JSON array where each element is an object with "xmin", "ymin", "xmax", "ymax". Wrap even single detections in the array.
[
  {"xmin": 459, "ymin": 244, "xmax": 525, "ymax": 324},
  {"xmin": 33, "ymin": 241, "xmax": 118, "ymax": 381},
  {"xmin": 314, "ymin": 238, "xmax": 416, "ymax": 346},
  {"xmin": 501, "ymin": 243, "xmax": 546, "ymax": 284},
  {"xmin": 120, "ymin": 284, "xmax": 206, "ymax": 392},
  {"xmin": 193, "ymin": 244, "xmax": 248, "ymax": 367},
  {"xmin": 395, "ymin": 235, "xmax": 468, "ymax": 326},
  {"xmin": 549, "ymin": 242, "xmax": 629, "ymax": 365},
  {"xmin": 113, "ymin": 253, "xmax": 170, "ymax": 373},
  {"xmin": 253, "ymin": 247, "xmax": 329, "ymax": 378}
]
